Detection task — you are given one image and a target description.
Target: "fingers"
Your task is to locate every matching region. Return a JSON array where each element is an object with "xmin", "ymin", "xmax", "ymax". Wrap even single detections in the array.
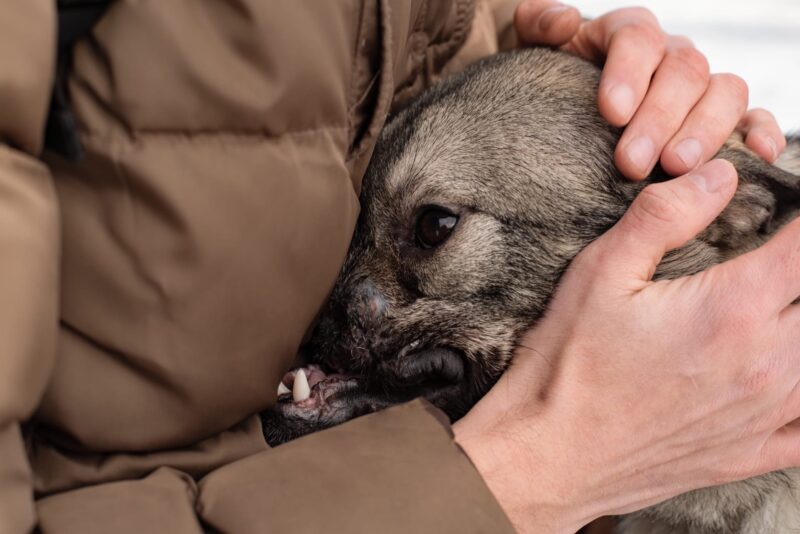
[
  {"xmin": 615, "ymin": 37, "xmax": 710, "ymax": 180},
  {"xmin": 514, "ymin": 0, "xmax": 582, "ymax": 46},
  {"xmin": 582, "ymin": 160, "xmax": 737, "ymax": 285},
  {"xmin": 660, "ymin": 73, "xmax": 750, "ymax": 176},
  {"xmin": 739, "ymin": 108, "xmax": 787, "ymax": 163},
  {"xmin": 557, "ymin": 6, "xmax": 780, "ymax": 182},
  {"xmin": 591, "ymin": 8, "xmax": 666, "ymax": 127}
]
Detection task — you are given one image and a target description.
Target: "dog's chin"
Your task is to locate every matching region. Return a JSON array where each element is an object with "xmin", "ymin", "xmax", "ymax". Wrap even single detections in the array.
[{"xmin": 261, "ymin": 348, "xmax": 477, "ymax": 446}]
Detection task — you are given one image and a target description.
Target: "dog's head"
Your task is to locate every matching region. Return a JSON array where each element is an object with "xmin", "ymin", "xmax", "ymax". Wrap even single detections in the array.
[
  {"xmin": 266, "ymin": 49, "xmax": 636, "ymax": 436},
  {"xmin": 264, "ymin": 48, "xmax": 800, "ymax": 451}
]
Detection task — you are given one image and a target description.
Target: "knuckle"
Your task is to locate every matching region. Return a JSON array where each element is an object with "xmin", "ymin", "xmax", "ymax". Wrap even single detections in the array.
[
  {"xmin": 667, "ymin": 47, "xmax": 710, "ymax": 85},
  {"xmin": 619, "ymin": 21, "xmax": 666, "ymax": 54},
  {"xmin": 639, "ymin": 102, "xmax": 675, "ymax": 130},
  {"xmin": 747, "ymin": 107, "xmax": 775, "ymax": 122},
  {"xmin": 668, "ymin": 34, "xmax": 695, "ymax": 49},
  {"xmin": 630, "ymin": 184, "xmax": 683, "ymax": 226},
  {"xmin": 714, "ymin": 73, "xmax": 750, "ymax": 109},
  {"xmin": 686, "ymin": 104, "xmax": 730, "ymax": 136},
  {"xmin": 745, "ymin": 108, "xmax": 784, "ymax": 138},
  {"xmin": 620, "ymin": 6, "xmax": 660, "ymax": 26}
]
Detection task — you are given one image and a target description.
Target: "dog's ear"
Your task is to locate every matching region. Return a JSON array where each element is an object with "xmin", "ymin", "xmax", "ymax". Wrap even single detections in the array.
[
  {"xmin": 649, "ymin": 139, "xmax": 800, "ymax": 254},
  {"xmin": 714, "ymin": 140, "xmax": 800, "ymax": 247}
]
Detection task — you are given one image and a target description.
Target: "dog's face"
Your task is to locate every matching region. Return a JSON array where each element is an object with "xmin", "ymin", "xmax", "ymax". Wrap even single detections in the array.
[
  {"xmin": 263, "ymin": 48, "xmax": 797, "ymax": 444},
  {"xmin": 310, "ymin": 72, "xmax": 628, "ymax": 415},
  {"xmin": 263, "ymin": 49, "xmax": 643, "ymax": 442}
]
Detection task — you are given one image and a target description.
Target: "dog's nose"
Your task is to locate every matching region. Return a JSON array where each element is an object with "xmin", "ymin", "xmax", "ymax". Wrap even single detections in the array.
[{"xmin": 350, "ymin": 278, "xmax": 387, "ymax": 328}]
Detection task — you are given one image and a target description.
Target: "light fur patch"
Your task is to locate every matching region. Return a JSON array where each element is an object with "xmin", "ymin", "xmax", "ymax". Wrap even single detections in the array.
[{"xmin": 776, "ymin": 138, "xmax": 800, "ymax": 175}]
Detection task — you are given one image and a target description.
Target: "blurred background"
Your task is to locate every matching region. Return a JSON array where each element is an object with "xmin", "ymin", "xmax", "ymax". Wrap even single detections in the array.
[{"xmin": 578, "ymin": 0, "xmax": 800, "ymax": 131}]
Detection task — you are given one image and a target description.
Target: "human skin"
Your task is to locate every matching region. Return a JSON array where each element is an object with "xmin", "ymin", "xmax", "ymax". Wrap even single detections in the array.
[
  {"xmin": 513, "ymin": 0, "xmax": 787, "ymax": 180},
  {"xmin": 454, "ymin": 159, "xmax": 800, "ymax": 532},
  {"xmin": 453, "ymin": 4, "xmax": 799, "ymax": 532}
]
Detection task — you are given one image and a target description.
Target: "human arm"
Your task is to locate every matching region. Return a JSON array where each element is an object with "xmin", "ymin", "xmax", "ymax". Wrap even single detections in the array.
[
  {"xmin": 454, "ymin": 159, "xmax": 800, "ymax": 532},
  {"xmin": 0, "ymin": 1, "xmax": 60, "ymax": 532},
  {"xmin": 512, "ymin": 0, "xmax": 787, "ymax": 179}
]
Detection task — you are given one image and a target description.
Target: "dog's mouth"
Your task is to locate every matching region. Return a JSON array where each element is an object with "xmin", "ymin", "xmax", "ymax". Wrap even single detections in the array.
[
  {"xmin": 275, "ymin": 365, "xmax": 361, "ymax": 412},
  {"xmin": 272, "ymin": 346, "xmax": 468, "ymax": 420},
  {"xmin": 263, "ymin": 346, "xmax": 476, "ymax": 446}
]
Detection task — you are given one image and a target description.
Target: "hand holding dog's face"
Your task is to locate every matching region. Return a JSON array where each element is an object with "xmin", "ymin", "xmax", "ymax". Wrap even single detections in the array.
[
  {"xmin": 453, "ymin": 158, "xmax": 800, "ymax": 533},
  {"xmin": 513, "ymin": 1, "xmax": 787, "ymax": 179}
]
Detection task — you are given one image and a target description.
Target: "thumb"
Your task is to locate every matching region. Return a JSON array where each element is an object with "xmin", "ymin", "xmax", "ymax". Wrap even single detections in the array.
[
  {"xmin": 514, "ymin": 0, "xmax": 582, "ymax": 47},
  {"xmin": 592, "ymin": 159, "xmax": 738, "ymax": 284}
]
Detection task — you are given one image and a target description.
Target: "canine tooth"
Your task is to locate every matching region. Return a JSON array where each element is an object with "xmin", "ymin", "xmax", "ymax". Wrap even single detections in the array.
[
  {"xmin": 293, "ymin": 370, "xmax": 311, "ymax": 402},
  {"xmin": 277, "ymin": 382, "xmax": 291, "ymax": 396}
]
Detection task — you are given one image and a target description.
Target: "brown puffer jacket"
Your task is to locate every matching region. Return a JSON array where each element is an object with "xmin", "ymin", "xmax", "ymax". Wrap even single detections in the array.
[{"xmin": 0, "ymin": 1, "xmax": 523, "ymax": 533}]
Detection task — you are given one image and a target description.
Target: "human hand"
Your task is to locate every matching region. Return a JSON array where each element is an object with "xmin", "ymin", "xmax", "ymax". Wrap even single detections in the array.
[
  {"xmin": 513, "ymin": 1, "xmax": 787, "ymax": 180},
  {"xmin": 454, "ymin": 159, "xmax": 800, "ymax": 533}
]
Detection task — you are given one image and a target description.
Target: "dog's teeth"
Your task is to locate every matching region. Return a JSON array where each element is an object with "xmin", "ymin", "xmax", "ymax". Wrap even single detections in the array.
[
  {"xmin": 293, "ymin": 370, "xmax": 311, "ymax": 402},
  {"xmin": 277, "ymin": 382, "xmax": 291, "ymax": 396}
]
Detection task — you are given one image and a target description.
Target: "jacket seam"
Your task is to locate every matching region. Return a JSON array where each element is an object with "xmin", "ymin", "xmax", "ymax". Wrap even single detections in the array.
[
  {"xmin": 391, "ymin": 0, "xmax": 474, "ymax": 104},
  {"xmin": 429, "ymin": 0, "xmax": 473, "ymax": 61},
  {"xmin": 345, "ymin": 0, "xmax": 394, "ymax": 170}
]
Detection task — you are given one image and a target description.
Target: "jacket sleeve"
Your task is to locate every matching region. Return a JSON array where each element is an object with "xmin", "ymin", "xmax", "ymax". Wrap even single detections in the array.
[
  {"xmin": 197, "ymin": 399, "xmax": 515, "ymax": 534},
  {"xmin": 196, "ymin": 4, "xmax": 518, "ymax": 531},
  {"xmin": 0, "ymin": 2, "xmax": 60, "ymax": 532}
]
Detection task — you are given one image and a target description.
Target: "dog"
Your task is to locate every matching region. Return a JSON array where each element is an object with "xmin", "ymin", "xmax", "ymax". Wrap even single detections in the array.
[{"xmin": 261, "ymin": 47, "xmax": 800, "ymax": 533}]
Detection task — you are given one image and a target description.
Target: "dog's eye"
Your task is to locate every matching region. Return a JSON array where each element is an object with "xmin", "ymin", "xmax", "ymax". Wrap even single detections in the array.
[{"xmin": 415, "ymin": 207, "xmax": 458, "ymax": 249}]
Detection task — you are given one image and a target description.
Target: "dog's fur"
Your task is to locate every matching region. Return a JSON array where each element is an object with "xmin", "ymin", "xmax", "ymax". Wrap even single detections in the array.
[{"xmin": 262, "ymin": 48, "xmax": 800, "ymax": 533}]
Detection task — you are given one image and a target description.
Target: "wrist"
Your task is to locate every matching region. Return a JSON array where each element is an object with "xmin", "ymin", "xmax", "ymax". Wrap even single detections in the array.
[{"xmin": 454, "ymin": 413, "xmax": 597, "ymax": 533}]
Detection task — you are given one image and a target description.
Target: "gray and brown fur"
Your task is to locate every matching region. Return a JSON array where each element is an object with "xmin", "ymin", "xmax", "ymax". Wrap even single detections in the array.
[{"xmin": 262, "ymin": 48, "xmax": 800, "ymax": 533}]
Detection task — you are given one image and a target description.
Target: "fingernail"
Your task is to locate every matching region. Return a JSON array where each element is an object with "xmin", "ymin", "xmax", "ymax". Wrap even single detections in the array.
[
  {"xmin": 674, "ymin": 138, "xmax": 703, "ymax": 169},
  {"xmin": 766, "ymin": 136, "xmax": 778, "ymax": 161},
  {"xmin": 689, "ymin": 160, "xmax": 734, "ymax": 194},
  {"xmin": 626, "ymin": 136, "xmax": 655, "ymax": 174},
  {"xmin": 538, "ymin": 5, "xmax": 570, "ymax": 32},
  {"xmin": 607, "ymin": 84, "xmax": 635, "ymax": 122}
]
